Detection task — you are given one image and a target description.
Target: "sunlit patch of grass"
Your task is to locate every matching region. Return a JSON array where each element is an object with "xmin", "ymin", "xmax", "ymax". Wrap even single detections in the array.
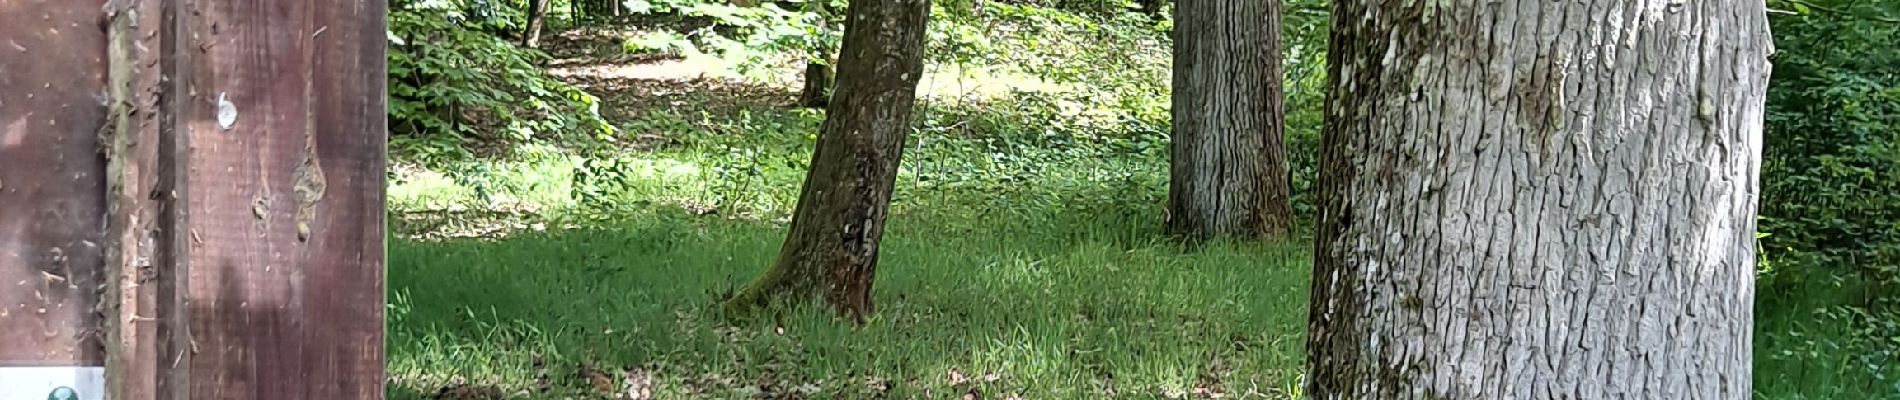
[
  {"xmin": 385, "ymin": 201, "xmax": 1312, "ymax": 398},
  {"xmin": 1754, "ymin": 277, "xmax": 1900, "ymax": 399},
  {"xmin": 383, "ymin": 99, "xmax": 1307, "ymax": 397},
  {"xmin": 383, "ymin": 4, "xmax": 1897, "ymax": 398}
]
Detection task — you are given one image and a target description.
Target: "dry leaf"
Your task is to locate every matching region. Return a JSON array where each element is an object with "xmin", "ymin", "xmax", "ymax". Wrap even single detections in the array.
[{"xmin": 622, "ymin": 368, "xmax": 654, "ymax": 400}]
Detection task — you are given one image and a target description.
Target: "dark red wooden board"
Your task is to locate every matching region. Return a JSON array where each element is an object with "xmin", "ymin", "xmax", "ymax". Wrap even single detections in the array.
[{"xmin": 0, "ymin": 0, "xmax": 110, "ymax": 368}]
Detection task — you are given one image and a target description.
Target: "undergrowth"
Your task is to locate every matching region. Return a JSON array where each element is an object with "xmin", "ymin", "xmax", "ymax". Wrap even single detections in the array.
[{"xmin": 383, "ymin": 1, "xmax": 1898, "ymax": 398}]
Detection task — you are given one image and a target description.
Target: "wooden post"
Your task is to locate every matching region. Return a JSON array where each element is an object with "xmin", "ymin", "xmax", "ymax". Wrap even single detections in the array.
[
  {"xmin": 0, "ymin": 0, "xmax": 111, "ymax": 398},
  {"xmin": 3, "ymin": 0, "xmax": 387, "ymax": 398},
  {"xmin": 102, "ymin": 0, "xmax": 180, "ymax": 397},
  {"xmin": 173, "ymin": 0, "xmax": 389, "ymax": 397}
]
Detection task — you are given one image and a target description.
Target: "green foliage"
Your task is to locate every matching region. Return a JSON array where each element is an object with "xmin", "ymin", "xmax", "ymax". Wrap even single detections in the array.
[
  {"xmin": 399, "ymin": 0, "xmax": 530, "ymax": 34},
  {"xmin": 1754, "ymin": 1, "xmax": 1900, "ymax": 397},
  {"xmin": 1281, "ymin": 0, "xmax": 1329, "ymax": 215},
  {"xmin": 384, "ymin": 31, "xmax": 1305, "ymax": 389},
  {"xmin": 614, "ymin": 0, "xmax": 845, "ymax": 82},
  {"xmin": 952, "ymin": 4, "xmax": 1171, "ymax": 118},
  {"xmin": 1759, "ymin": 2, "xmax": 1900, "ymax": 293},
  {"xmin": 978, "ymin": 0, "xmax": 1159, "ymax": 19},
  {"xmin": 380, "ymin": 0, "xmax": 1899, "ymax": 396},
  {"xmin": 923, "ymin": 0, "xmax": 1334, "ymax": 214},
  {"xmin": 388, "ymin": 114, "xmax": 1303, "ymax": 396},
  {"xmin": 388, "ymin": 2, "xmax": 614, "ymax": 165}
]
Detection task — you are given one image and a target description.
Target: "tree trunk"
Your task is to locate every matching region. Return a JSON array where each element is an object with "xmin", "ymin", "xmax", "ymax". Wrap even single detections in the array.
[
  {"xmin": 723, "ymin": 0, "xmax": 930, "ymax": 322},
  {"xmin": 1138, "ymin": 0, "xmax": 1166, "ymax": 20},
  {"xmin": 1304, "ymin": 0, "xmax": 1773, "ymax": 396},
  {"xmin": 1166, "ymin": 0, "xmax": 1293, "ymax": 241},
  {"xmin": 798, "ymin": 1, "xmax": 835, "ymax": 108},
  {"xmin": 522, "ymin": 0, "xmax": 550, "ymax": 48},
  {"xmin": 798, "ymin": 60, "xmax": 834, "ymax": 108}
]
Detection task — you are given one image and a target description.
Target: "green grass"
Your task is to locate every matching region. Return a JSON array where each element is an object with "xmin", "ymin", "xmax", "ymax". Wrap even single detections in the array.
[
  {"xmin": 379, "ymin": 87, "xmax": 1900, "ymax": 400},
  {"xmin": 385, "ymin": 91, "xmax": 1313, "ymax": 398},
  {"xmin": 383, "ymin": 140, "xmax": 1900, "ymax": 400},
  {"xmin": 381, "ymin": 6, "xmax": 1898, "ymax": 398},
  {"xmin": 387, "ymin": 207, "xmax": 1311, "ymax": 399},
  {"xmin": 386, "ymin": 159, "xmax": 1313, "ymax": 399},
  {"xmin": 1752, "ymin": 274, "xmax": 1900, "ymax": 399}
]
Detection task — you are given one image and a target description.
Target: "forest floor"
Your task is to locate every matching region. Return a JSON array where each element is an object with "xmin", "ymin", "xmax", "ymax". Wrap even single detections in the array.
[
  {"xmin": 385, "ymin": 29, "xmax": 1312, "ymax": 399},
  {"xmin": 385, "ymin": 26, "xmax": 1897, "ymax": 400}
]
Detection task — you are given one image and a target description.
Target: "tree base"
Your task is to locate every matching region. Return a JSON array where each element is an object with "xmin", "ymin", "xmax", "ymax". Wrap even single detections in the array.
[{"xmin": 720, "ymin": 252, "xmax": 875, "ymax": 324}]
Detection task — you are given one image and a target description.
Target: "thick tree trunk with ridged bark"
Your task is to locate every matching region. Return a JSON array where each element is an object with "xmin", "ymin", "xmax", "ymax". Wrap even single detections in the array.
[
  {"xmin": 1304, "ymin": 0, "xmax": 1773, "ymax": 397},
  {"xmin": 1166, "ymin": 0, "xmax": 1294, "ymax": 241},
  {"xmin": 723, "ymin": 0, "xmax": 929, "ymax": 322}
]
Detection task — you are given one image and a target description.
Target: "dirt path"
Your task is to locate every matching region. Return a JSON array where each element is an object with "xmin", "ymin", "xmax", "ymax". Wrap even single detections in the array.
[{"xmin": 534, "ymin": 27, "xmax": 1062, "ymax": 129}]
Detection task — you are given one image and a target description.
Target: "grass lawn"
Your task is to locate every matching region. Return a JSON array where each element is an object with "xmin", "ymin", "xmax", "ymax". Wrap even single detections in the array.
[
  {"xmin": 387, "ymin": 207, "xmax": 1310, "ymax": 399},
  {"xmin": 381, "ymin": 25, "xmax": 1897, "ymax": 399},
  {"xmin": 382, "ymin": 153, "xmax": 1900, "ymax": 400},
  {"xmin": 385, "ymin": 143, "xmax": 1313, "ymax": 398}
]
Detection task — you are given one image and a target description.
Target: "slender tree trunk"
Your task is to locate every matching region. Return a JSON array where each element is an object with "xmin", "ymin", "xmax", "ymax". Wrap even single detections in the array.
[
  {"xmin": 523, "ymin": 0, "xmax": 550, "ymax": 48},
  {"xmin": 798, "ymin": 60, "xmax": 834, "ymax": 108},
  {"xmin": 798, "ymin": 1, "xmax": 836, "ymax": 108},
  {"xmin": 1138, "ymin": 0, "xmax": 1166, "ymax": 20},
  {"xmin": 1304, "ymin": 0, "xmax": 1773, "ymax": 396},
  {"xmin": 1166, "ymin": 0, "xmax": 1293, "ymax": 241},
  {"xmin": 723, "ymin": 0, "xmax": 930, "ymax": 322}
]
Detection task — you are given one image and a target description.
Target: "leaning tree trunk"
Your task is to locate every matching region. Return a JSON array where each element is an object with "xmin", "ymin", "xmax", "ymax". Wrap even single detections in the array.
[
  {"xmin": 522, "ymin": 0, "xmax": 551, "ymax": 48},
  {"xmin": 1304, "ymin": 0, "xmax": 1773, "ymax": 397},
  {"xmin": 1166, "ymin": 0, "xmax": 1294, "ymax": 241},
  {"xmin": 723, "ymin": 0, "xmax": 930, "ymax": 322}
]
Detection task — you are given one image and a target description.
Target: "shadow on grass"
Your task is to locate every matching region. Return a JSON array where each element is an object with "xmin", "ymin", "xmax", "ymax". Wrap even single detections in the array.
[{"xmin": 386, "ymin": 207, "xmax": 1313, "ymax": 399}]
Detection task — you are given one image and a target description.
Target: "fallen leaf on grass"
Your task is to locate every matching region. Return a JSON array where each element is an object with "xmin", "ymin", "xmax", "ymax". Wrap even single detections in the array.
[
  {"xmin": 432, "ymin": 378, "xmax": 503, "ymax": 400},
  {"xmin": 863, "ymin": 376, "xmax": 892, "ymax": 398},
  {"xmin": 578, "ymin": 362, "xmax": 618, "ymax": 397},
  {"xmin": 532, "ymin": 352, "xmax": 551, "ymax": 394},
  {"xmin": 622, "ymin": 368, "xmax": 654, "ymax": 400}
]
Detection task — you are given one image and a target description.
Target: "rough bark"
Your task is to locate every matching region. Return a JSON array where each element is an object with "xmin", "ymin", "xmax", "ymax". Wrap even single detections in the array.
[
  {"xmin": 1304, "ymin": 0, "xmax": 1773, "ymax": 396},
  {"xmin": 798, "ymin": 60, "xmax": 834, "ymax": 108},
  {"xmin": 798, "ymin": 1, "xmax": 835, "ymax": 109},
  {"xmin": 1139, "ymin": 0, "xmax": 1167, "ymax": 20},
  {"xmin": 523, "ymin": 0, "xmax": 551, "ymax": 48},
  {"xmin": 724, "ymin": 0, "xmax": 929, "ymax": 322},
  {"xmin": 103, "ymin": 0, "xmax": 188, "ymax": 397},
  {"xmin": 1166, "ymin": 0, "xmax": 1294, "ymax": 241}
]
